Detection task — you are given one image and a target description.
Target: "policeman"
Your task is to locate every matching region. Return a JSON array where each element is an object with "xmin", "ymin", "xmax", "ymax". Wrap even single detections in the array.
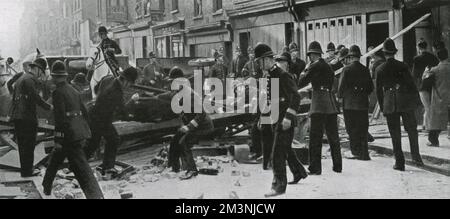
[
  {"xmin": 42, "ymin": 61, "xmax": 103, "ymax": 199},
  {"xmin": 98, "ymin": 26, "xmax": 122, "ymax": 76},
  {"xmin": 164, "ymin": 67, "xmax": 214, "ymax": 180},
  {"xmin": 325, "ymin": 42, "xmax": 337, "ymax": 63},
  {"xmin": 244, "ymin": 46, "xmax": 271, "ymax": 165},
  {"xmin": 254, "ymin": 44, "xmax": 307, "ymax": 198},
  {"xmin": 231, "ymin": 46, "xmax": 249, "ymax": 78},
  {"xmin": 70, "ymin": 73, "xmax": 92, "ymax": 104},
  {"xmin": 298, "ymin": 41, "xmax": 342, "ymax": 175},
  {"xmin": 376, "ymin": 39, "xmax": 424, "ymax": 171},
  {"xmin": 338, "ymin": 45, "xmax": 373, "ymax": 161},
  {"xmin": 84, "ymin": 67, "xmax": 138, "ymax": 177},
  {"xmin": 210, "ymin": 50, "xmax": 228, "ymax": 81},
  {"xmin": 289, "ymin": 44, "xmax": 307, "ymax": 81},
  {"xmin": 10, "ymin": 57, "xmax": 53, "ymax": 177},
  {"xmin": 143, "ymin": 52, "xmax": 165, "ymax": 87},
  {"xmin": 241, "ymin": 47, "xmax": 263, "ymax": 79}
]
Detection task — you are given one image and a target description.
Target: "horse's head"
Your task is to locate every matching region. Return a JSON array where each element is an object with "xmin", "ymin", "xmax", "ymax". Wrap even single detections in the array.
[{"xmin": 86, "ymin": 47, "xmax": 101, "ymax": 70}]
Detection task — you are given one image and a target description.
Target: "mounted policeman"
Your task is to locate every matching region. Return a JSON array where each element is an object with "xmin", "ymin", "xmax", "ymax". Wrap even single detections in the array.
[{"xmin": 98, "ymin": 26, "xmax": 122, "ymax": 77}]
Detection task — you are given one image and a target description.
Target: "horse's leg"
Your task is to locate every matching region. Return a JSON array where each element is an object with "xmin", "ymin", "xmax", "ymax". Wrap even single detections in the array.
[{"xmin": 90, "ymin": 77, "xmax": 98, "ymax": 100}]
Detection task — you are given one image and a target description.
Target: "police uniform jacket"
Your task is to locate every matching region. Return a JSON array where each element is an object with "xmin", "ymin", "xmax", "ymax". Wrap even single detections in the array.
[
  {"xmin": 376, "ymin": 58, "xmax": 420, "ymax": 115},
  {"xmin": 91, "ymin": 75, "xmax": 126, "ymax": 123},
  {"xmin": 53, "ymin": 81, "xmax": 91, "ymax": 144},
  {"xmin": 299, "ymin": 58, "xmax": 339, "ymax": 115},
  {"xmin": 10, "ymin": 73, "xmax": 52, "ymax": 123},
  {"xmin": 269, "ymin": 65, "xmax": 301, "ymax": 124},
  {"xmin": 338, "ymin": 61, "xmax": 374, "ymax": 111}
]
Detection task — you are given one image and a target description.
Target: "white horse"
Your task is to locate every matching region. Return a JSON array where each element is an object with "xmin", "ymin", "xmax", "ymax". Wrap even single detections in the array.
[{"xmin": 86, "ymin": 46, "xmax": 114, "ymax": 99}]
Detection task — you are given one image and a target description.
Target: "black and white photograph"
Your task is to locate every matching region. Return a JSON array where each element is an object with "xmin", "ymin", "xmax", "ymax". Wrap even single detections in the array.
[{"xmin": 0, "ymin": 0, "xmax": 450, "ymax": 203}]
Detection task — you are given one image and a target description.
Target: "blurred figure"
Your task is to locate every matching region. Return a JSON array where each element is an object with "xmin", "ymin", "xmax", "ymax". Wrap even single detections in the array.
[
  {"xmin": 423, "ymin": 48, "xmax": 450, "ymax": 147},
  {"xmin": 143, "ymin": 52, "xmax": 165, "ymax": 87},
  {"xmin": 413, "ymin": 39, "xmax": 439, "ymax": 131},
  {"xmin": 209, "ymin": 50, "xmax": 228, "ymax": 81},
  {"xmin": 289, "ymin": 43, "xmax": 306, "ymax": 81},
  {"xmin": 71, "ymin": 73, "xmax": 92, "ymax": 104},
  {"xmin": 231, "ymin": 46, "xmax": 249, "ymax": 78},
  {"xmin": 325, "ymin": 42, "xmax": 337, "ymax": 63}
]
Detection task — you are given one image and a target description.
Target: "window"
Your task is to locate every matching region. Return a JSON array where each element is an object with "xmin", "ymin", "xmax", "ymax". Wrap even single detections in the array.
[
  {"xmin": 172, "ymin": 0, "xmax": 178, "ymax": 11},
  {"xmin": 213, "ymin": 0, "xmax": 222, "ymax": 12},
  {"xmin": 194, "ymin": 0, "xmax": 202, "ymax": 17},
  {"xmin": 159, "ymin": 0, "xmax": 165, "ymax": 10},
  {"xmin": 172, "ymin": 35, "xmax": 183, "ymax": 57}
]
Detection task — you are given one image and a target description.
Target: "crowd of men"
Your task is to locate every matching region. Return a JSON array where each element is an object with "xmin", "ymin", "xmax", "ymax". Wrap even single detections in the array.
[
  {"xmin": 3, "ymin": 22, "xmax": 450, "ymax": 198},
  {"xmin": 218, "ymin": 38, "xmax": 449, "ymax": 197}
]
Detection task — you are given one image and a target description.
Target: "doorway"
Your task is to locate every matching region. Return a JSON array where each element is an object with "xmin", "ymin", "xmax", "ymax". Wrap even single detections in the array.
[
  {"xmin": 367, "ymin": 23, "xmax": 389, "ymax": 50},
  {"xmin": 239, "ymin": 32, "xmax": 250, "ymax": 56}
]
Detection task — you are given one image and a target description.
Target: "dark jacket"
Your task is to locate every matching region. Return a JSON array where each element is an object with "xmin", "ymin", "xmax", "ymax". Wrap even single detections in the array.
[
  {"xmin": 210, "ymin": 62, "xmax": 228, "ymax": 81},
  {"xmin": 90, "ymin": 76, "xmax": 126, "ymax": 123},
  {"xmin": 100, "ymin": 38, "xmax": 122, "ymax": 55},
  {"xmin": 269, "ymin": 65, "xmax": 301, "ymax": 123},
  {"xmin": 71, "ymin": 83, "xmax": 92, "ymax": 104},
  {"xmin": 242, "ymin": 59, "xmax": 263, "ymax": 79},
  {"xmin": 376, "ymin": 58, "xmax": 420, "ymax": 114},
  {"xmin": 232, "ymin": 55, "xmax": 249, "ymax": 78},
  {"xmin": 290, "ymin": 58, "xmax": 307, "ymax": 80},
  {"xmin": 143, "ymin": 61, "xmax": 164, "ymax": 83},
  {"xmin": 338, "ymin": 61, "xmax": 374, "ymax": 110},
  {"xmin": 159, "ymin": 89, "xmax": 214, "ymax": 133},
  {"xmin": 412, "ymin": 51, "xmax": 439, "ymax": 91},
  {"xmin": 7, "ymin": 72, "xmax": 23, "ymax": 94},
  {"xmin": 53, "ymin": 81, "xmax": 91, "ymax": 144},
  {"xmin": 10, "ymin": 73, "xmax": 52, "ymax": 123},
  {"xmin": 299, "ymin": 58, "xmax": 339, "ymax": 115}
]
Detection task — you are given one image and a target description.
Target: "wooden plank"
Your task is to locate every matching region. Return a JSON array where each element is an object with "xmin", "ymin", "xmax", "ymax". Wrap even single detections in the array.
[
  {"xmin": 0, "ymin": 186, "xmax": 25, "ymax": 198},
  {"xmin": 0, "ymin": 134, "xmax": 18, "ymax": 151},
  {"xmin": 0, "ymin": 143, "xmax": 47, "ymax": 170},
  {"xmin": 0, "ymin": 125, "xmax": 14, "ymax": 132},
  {"xmin": 0, "ymin": 117, "xmax": 54, "ymax": 132}
]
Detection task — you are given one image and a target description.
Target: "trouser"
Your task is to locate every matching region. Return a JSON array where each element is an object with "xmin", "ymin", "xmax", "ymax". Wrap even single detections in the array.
[
  {"xmin": 428, "ymin": 130, "xmax": 441, "ymax": 146},
  {"xmin": 272, "ymin": 124, "xmax": 308, "ymax": 194},
  {"xmin": 343, "ymin": 110, "xmax": 371, "ymax": 160},
  {"xmin": 14, "ymin": 120, "xmax": 38, "ymax": 177},
  {"xmin": 420, "ymin": 91, "xmax": 431, "ymax": 128},
  {"xmin": 169, "ymin": 130, "xmax": 211, "ymax": 172},
  {"xmin": 385, "ymin": 111, "xmax": 423, "ymax": 167},
  {"xmin": 309, "ymin": 114, "xmax": 342, "ymax": 174},
  {"xmin": 250, "ymin": 122, "xmax": 274, "ymax": 169},
  {"xmin": 43, "ymin": 140, "xmax": 104, "ymax": 199},
  {"xmin": 85, "ymin": 121, "xmax": 120, "ymax": 170}
]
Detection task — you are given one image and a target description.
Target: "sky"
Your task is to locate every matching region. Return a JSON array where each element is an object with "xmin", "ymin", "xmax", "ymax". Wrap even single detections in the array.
[{"xmin": 0, "ymin": 0, "xmax": 24, "ymax": 59}]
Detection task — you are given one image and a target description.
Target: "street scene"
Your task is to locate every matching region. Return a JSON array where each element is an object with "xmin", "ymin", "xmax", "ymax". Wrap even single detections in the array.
[{"xmin": 0, "ymin": 0, "xmax": 450, "ymax": 200}]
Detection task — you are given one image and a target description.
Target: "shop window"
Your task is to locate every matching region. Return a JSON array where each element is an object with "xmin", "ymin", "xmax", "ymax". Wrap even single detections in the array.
[
  {"xmin": 330, "ymin": 20, "xmax": 336, "ymax": 27},
  {"xmin": 143, "ymin": 36, "xmax": 148, "ymax": 58},
  {"xmin": 172, "ymin": 0, "xmax": 178, "ymax": 11},
  {"xmin": 347, "ymin": 18, "xmax": 353, "ymax": 26},
  {"xmin": 194, "ymin": 0, "xmax": 202, "ymax": 17},
  {"xmin": 172, "ymin": 35, "xmax": 183, "ymax": 58},
  {"xmin": 213, "ymin": 0, "xmax": 222, "ymax": 12},
  {"xmin": 356, "ymin": 16, "xmax": 362, "ymax": 24},
  {"xmin": 159, "ymin": 0, "xmax": 165, "ymax": 10}
]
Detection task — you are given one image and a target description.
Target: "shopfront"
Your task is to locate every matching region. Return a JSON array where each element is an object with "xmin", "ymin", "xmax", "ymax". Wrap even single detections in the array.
[{"xmin": 152, "ymin": 19, "xmax": 186, "ymax": 58}]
